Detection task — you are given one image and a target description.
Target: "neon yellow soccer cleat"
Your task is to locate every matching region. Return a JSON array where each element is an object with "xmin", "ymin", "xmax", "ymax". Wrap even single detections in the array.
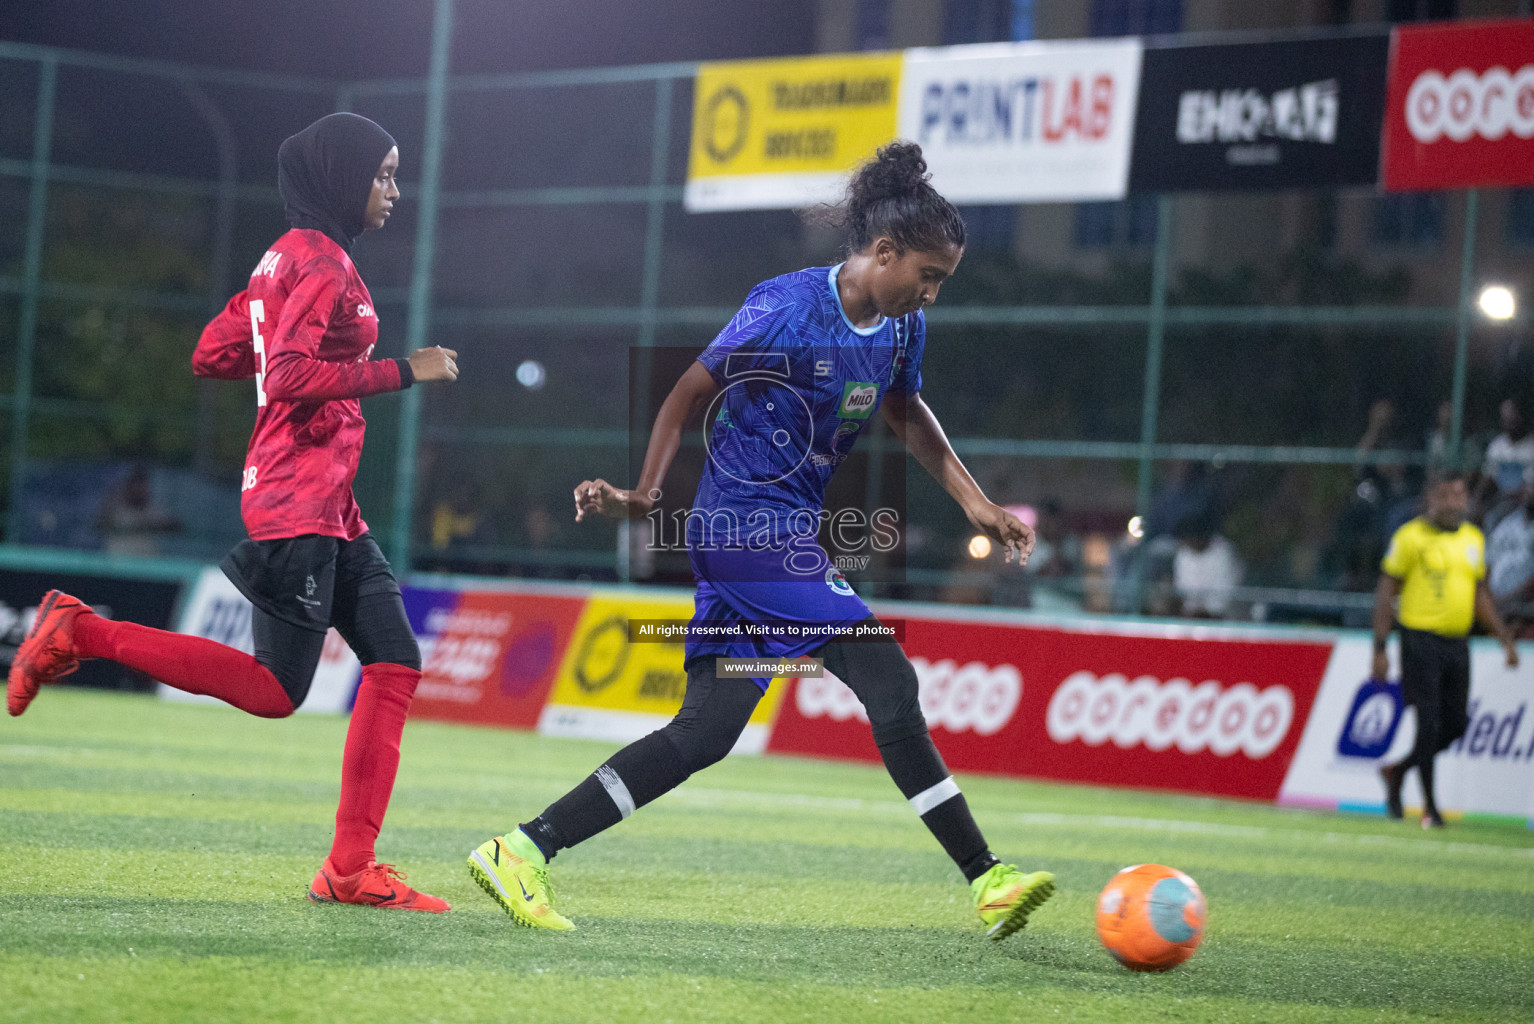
[
  {"xmin": 972, "ymin": 863, "xmax": 1055, "ymax": 941},
  {"xmin": 467, "ymin": 830, "xmax": 575, "ymax": 931}
]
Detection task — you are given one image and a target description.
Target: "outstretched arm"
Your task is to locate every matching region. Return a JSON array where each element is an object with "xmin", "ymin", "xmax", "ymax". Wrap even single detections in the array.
[
  {"xmin": 882, "ymin": 391, "xmax": 1034, "ymax": 564},
  {"xmin": 575, "ymin": 360, "xmax": 720, "ymax": 521}
]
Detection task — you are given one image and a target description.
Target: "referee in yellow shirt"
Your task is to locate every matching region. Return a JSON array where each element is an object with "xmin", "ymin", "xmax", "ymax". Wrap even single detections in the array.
[{"xmin": 1373, "ymin": 472, "xmax": 1519, "ymax": 828}]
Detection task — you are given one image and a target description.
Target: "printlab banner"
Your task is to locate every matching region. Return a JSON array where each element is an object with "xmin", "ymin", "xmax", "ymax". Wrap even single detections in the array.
[
  {"xmin": 1129, "ymin": 33, "xmax": 1389, "ymax": 192},
  {"xmin": 1382, "ymin": 18, "xmax": 1534, "ymax": 191},
  {"xmin": 685, "ymin": 52, "xmax": 903, "ymax": 211},
  {"xmin": 686, "ymin": 40, "xmax": 1141, "ymax": 210},
  {"xmin": 897, "ymin": 38, "xmax": 1142, "ymax": 204}
]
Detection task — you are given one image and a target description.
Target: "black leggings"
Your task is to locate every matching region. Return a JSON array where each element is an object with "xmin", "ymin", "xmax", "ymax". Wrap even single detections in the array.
[
  {"xmin": 526, "ymin": 615, "xmax": 989, "ymax": 875},
  {"xmin": 253, "ymin": 589, "xmax": 420, "ymax": 708},
  {"xmin": 661, "ymin": 622, "xmax": 930, "ymax": 773}
]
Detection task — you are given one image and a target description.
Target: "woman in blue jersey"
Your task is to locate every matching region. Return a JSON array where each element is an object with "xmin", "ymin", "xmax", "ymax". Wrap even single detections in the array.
[{"xmin": 468, "ymin": 142, "xmax": 1052, "ymax": 939}]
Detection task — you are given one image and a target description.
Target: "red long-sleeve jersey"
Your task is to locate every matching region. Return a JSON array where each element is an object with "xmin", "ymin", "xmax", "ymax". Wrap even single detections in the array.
[{"xmin": 194, "ymin": 228, "xmax": 408, "ymax": 541}]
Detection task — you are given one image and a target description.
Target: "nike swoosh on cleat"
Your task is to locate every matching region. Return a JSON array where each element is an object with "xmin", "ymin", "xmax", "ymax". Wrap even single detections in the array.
[
  {"xmin": 491, "ymin": 839, "xmax": 504, "ymax": 866},
  {"xmin": 362, "ymin": 889, "xmax": 397, "ymax": 902},
  {"xmin": 517, "ymin": 878, "xmax": 535, "ymax": 902},
  {"xmin": 29, "ymin": 592, "xmax": 59, "ymax": 640}
]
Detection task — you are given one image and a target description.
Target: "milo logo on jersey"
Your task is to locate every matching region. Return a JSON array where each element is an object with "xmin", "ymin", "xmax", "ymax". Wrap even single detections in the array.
[{"xmin": 839, "ymin": 382, "xmax": 879, "ymax": 419}]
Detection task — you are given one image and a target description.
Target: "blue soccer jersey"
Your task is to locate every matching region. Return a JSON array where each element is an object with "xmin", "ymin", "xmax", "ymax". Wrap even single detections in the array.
[
  {"xmin": 682, "ymin": 265, "xmax": 926, "ymax": 681},
  {"xmin": 692, "ymin": 264, "xmax": 925, "ymax": 539}
]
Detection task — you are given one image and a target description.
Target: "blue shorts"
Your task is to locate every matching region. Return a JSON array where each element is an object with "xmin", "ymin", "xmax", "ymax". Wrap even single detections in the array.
[{"xmin": 684, "ymin": 545, "xmax": 871, "ymax": 692}]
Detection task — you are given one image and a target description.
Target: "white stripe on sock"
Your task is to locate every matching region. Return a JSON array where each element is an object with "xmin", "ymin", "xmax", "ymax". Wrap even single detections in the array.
[
  {"xmin": 909, "ymin": 776, "xmax": 961, "ymax": 816},
  {"xmin": 596, "ymin": 765, "xmax": 637, "ymax": 819}
]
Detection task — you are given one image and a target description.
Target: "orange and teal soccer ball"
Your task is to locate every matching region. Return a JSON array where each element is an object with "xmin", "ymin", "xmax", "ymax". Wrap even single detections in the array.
[{"xmin": 1095, "ymin": 864, "xmax": 1207, "ymax": 972}]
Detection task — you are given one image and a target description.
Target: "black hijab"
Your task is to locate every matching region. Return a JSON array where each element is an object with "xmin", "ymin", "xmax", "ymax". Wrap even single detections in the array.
[{"xmin": 278, "ymin": 113, "xmax": 397, "ymax": 253}]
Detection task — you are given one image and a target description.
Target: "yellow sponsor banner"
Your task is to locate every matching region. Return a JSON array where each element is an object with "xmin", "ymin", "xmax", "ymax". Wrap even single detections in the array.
[
  {"xmin": 685, "ymin": 51, "xmax": 903, "ymax": 212},
  {"xmin": 539, "ymin": 591, "xmax": 785, "ymax": 749}
]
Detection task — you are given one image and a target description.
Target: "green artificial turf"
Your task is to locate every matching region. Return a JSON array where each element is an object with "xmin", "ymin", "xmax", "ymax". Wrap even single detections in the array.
[{"xmin": 2, "ymin": 689, "xmax": 1531, "ymax": 1023}]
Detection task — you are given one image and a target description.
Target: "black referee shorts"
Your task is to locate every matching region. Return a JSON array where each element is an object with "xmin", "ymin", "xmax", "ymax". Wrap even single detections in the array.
[
  {"xmin": 1398, "ymin": 626, "xmax": 1472, "ymax": 751},
  {"xmin": 220, "ymin": 533, "xmax": 420, "ymax": 706}
]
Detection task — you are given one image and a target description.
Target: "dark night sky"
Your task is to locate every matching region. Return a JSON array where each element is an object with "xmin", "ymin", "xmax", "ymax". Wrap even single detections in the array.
[{"xmin": 0, "ymin": 0, "xmax": 818, "ymax": 79}]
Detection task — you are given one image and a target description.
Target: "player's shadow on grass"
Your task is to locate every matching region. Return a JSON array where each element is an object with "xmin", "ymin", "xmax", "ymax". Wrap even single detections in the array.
[{"xmin": 990, "ymin": 930, "xmax": 1121, "ymax": 975}]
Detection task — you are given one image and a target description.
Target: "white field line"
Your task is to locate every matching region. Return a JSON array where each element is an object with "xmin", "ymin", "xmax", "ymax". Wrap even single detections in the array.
[{"xmin": 671, "ymin": 786, "xmax": 1534, "ymax": 859}]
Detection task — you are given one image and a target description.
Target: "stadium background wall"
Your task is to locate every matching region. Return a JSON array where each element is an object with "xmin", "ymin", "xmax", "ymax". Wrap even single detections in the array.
[{"xmin": 1, "ymin": 564, "xmax": 1498, "ymax": 827}]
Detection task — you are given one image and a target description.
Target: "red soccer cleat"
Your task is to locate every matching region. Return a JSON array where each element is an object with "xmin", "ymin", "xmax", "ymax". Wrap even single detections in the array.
[
  {"xmin": 307, "ymin": 858, "xmax": 450, "ymax": 913},
  {"xmin": 7, "ymin": 590, "xmax": 91, "ymax": 717}
]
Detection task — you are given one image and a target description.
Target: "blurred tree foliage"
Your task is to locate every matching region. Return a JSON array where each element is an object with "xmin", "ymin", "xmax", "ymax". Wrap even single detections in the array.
[{"xmin": 10, "ymin": 186, "xmax": 253, "ymax": 469}]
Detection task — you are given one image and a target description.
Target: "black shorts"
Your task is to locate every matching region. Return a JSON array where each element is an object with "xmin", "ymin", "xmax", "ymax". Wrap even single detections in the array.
[
  {"xmin": 221, "ymin": 533, "xmax": 401, "ymax": 634},
  {"xmin": 1398, "ymin": 627, "xmax": 1471, "ymax": 712}
]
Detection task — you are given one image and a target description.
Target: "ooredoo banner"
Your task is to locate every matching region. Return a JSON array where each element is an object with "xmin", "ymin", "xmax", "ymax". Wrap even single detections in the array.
[
  {"xmin": 898, "ymin": 39, "xmax": 1143, "ymax": 203},
  {"xmin": 1382, "ymin": 18, "xmax": 1534, "ymax": 191},
  {"xmin": 1129, "ymin": 33, "xmax": 1389, "ymax": 192},
  {"xmin": 768, "ymin": 612, "xmax": 1333, "ymax": 801},
  {"xmin": 403, "ymin": 584, "xmax": 586, "ymax": 730}
]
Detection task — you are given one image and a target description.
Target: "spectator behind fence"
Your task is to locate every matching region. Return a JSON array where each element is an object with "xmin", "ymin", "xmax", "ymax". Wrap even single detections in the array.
[
  {"xmin": 1487, "ymin": 482, "xmax": 1534, "ymax": 632},
  {"xmin": 1173, "ymin": 513, "xmax": 1243, "ymax": 619},
  {"xmin": 1426, "ymin": 399, "xmax": 1480, "ymax": 474},
  {"xmin": 95, "ymin": 464, "xmax": 181, "ymax": 557},
  {"xmin": 1477, "ymin": 398, "xmax": 1534, "ymax": 519},
  {"xmin": 1329, "ymin": 399, "xmax": 1418, "ymax": 593}
]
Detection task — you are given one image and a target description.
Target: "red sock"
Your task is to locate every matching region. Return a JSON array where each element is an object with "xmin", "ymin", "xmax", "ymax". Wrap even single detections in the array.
[
  {"xmin": 73, "ymin": 614, "xmax": 293, "ymax": 719},
  {"xmin": 329, "ymin": 663, "xmax": 420, "ymax": 875}
]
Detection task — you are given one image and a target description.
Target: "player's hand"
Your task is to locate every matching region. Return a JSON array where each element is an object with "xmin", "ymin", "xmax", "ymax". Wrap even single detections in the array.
[
  {"xmin": 1371, "ymin": 651, "xmax": 1390, "ymax": 681},
  {"xmin": 574, "ymin": 479, "xmax": 652, "ymax": 522},
  {"xmin": 966, "ymin": 501, "xmax": 1035, "ymax": 566},
  {"xmin": 1503, "ymin": 639, "xmax": 1519, "ymax": 670},
  {"xmin": 408, "ymin": 346, "xmax": 458, "ymax": 383}
]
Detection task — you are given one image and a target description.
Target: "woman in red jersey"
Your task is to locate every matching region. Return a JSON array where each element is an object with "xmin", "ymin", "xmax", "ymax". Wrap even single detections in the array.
[{"xmin": 7, "ymin": 113, "xmax": 458, "ymax": 913}]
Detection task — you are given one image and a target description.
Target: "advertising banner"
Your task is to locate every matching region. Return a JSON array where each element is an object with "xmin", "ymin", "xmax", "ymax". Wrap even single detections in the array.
[
  {"xmin": 0, "ymin": 567, "xmax": 182, "ymax": 693},
  {"xmin": 1382, "ymin": 18, "xmax": 1534, "ymax": 191},
  {"xmin": 685, "ymin": 52, "xmax": 903, "ymax": 211},
  {"xmin": 539, "ymin": 590, "xmax": 784, "ymax": 752},
  {"xmin": 768, "ymin": 611, "xmax": 1333, "ymax": 800},
  {"xmin": 1279, "ymin": 635, "xmax": 1534, "ymax": 824},
  {"xmin": 403, "ymin": 585, "xmax": 586, "ymax": 730},
  {"xmin": 896, "ymin": 38, "xmax": 1142, "ymax": 204},
  {"xmin": 1128, "ymin": 33, "xmax": 1389, "ymax": 192},
  {"xmin": 162, "ymin": 568, "xmax": 360, "ymax": 713}
]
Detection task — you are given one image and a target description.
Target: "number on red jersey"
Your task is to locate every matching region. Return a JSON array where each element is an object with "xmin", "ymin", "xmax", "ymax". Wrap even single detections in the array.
[{"xmin": 249, "ymin": 299, "xmax": 268, "ymax": 407}]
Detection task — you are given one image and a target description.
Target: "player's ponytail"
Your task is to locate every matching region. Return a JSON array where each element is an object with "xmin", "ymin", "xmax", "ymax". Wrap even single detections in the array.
[{"xmin": 839, "ymin": 141, "xmax": 965, "ymax": 256}]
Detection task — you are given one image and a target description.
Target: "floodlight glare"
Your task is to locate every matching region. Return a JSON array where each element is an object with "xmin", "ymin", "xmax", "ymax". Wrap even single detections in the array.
[
  {"xmin": 1478, "ymin": 285, "xmax": 1515, "ymax": 321},
  {"xmin": 516, "ymin": 359, "xmax": 547, "ymax": 389}
]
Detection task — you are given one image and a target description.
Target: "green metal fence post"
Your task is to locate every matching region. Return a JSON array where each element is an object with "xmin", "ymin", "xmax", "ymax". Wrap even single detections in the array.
[
  {"xmin": 7, "ymin": 55, "xmax": 58, "ymax": 545},
  {"xmin": 389, "ymin": 0, "xmax": 454, "ymax": 573},
  {"xmin": 1135, "ymin": 195, "xmax": 1174, "ymax": 522},
  {"xmin": 1449, "ymin": 188, "xmax": 1478, "ymax": 463},
  {"xmin": 622, "ymin": 75, "xmax": 674, "ymax": 583},
  {"xmin": 182, "ymin": 82, "xmax": 239, "ymax": 480}
]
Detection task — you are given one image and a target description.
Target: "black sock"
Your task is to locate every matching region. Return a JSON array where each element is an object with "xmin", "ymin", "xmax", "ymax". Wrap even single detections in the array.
[
  {"xmin": 877, "ymin": 731, "xmax": 995, "ymax": 882},
  {"xmin": 520, "ymin": 731, "xmax": 690, "ymax": 860}
]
